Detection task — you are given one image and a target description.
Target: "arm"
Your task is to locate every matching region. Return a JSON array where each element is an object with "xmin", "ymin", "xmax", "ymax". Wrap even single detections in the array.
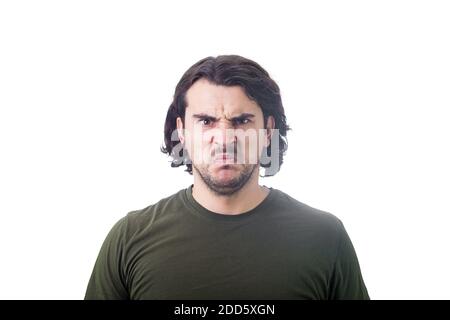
[
  {"xmin": 328, "ymin": 220, "xmax": 370, "ymax": 300},
  {"xmin": 84, "ymin": 216, "xmax": 129, "ymax": 300}
]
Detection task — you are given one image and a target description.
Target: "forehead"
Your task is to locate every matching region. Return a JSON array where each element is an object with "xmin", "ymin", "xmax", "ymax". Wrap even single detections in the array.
[{"xmin": 185, "ymin": 78, "xmax": 261, "ymax": 117}]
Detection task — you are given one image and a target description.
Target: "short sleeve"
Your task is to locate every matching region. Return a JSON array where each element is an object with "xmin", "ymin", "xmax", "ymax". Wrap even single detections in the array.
[
  {"xmin": 84, "ymin": 216, "xmax": 129, "ymax": 300},
  {"xmin": 328, "ymin": 220, "xmax": 370, "ymax": 300}
]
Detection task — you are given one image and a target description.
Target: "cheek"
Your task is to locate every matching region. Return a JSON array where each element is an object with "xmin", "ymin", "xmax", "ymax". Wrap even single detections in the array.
[
  {"xmin": 236, "ymin": 132, "xmax": 264, "ymax": 164},
  {"xmin": 182, "ymin": 124, "xmax": 205, "ymax": 153},
  {"xmin": 185, "ymin": 133, "xmax": 213, "ymax": 164}
]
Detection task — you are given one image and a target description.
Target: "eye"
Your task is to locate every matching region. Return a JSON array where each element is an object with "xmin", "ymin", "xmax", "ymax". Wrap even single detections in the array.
[
  {"xmin": 234, "ymin": 118, "xmax": 250, "ymax": 125},
  {"xmin": 199, "ymin": 118, "xmax": 212, "ymax": 125}
]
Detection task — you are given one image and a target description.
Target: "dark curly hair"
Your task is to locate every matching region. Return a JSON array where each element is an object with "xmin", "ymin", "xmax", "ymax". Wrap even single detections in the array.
[{"xmin": 160, "ymin": 54, "xmax": 291, "ymax": 176}]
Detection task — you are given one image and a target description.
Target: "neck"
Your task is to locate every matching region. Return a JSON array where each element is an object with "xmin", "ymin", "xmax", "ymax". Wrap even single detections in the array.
[{"xmin": 191, "ymin": 169, "xmax": 269, "ymax": 215}]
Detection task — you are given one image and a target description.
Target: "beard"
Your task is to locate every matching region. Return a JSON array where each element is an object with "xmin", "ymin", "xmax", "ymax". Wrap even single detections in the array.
[{"xmin": 193, "ymin": 162, "xmax": 257, "ymax": 196}]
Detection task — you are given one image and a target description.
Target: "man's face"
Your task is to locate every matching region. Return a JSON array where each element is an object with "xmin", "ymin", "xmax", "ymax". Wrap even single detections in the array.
[{"xmin": 176, "ymin": 78, "xmax": 274, "ymax": 196}]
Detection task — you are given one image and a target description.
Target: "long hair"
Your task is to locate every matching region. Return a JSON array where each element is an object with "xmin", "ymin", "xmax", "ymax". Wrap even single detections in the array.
[{"xmin": 160, "ymin": 54, "xmax": 291, "ymax": 176}]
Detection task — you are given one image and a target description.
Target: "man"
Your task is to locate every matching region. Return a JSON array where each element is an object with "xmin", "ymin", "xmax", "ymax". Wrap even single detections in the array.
[{"xmin": 85, "ymin": 55, "xmax": 370, "ymax": 300}]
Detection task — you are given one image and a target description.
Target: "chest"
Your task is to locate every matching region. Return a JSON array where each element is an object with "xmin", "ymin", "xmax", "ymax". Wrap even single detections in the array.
[{"xmin": 125, "ymin": 223, "xmax": 332, "ymax": 299}]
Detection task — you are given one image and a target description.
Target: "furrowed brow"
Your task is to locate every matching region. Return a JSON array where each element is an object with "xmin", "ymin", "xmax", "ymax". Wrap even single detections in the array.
[
  {"xmin": 230, "ymin": 113, "xmax": 255, "ymax": 121},
  {"xmin": 191, "ymin": 113, "xmax": 255, "ymax": 121},
  {"xmin": 192, "ymin": 113, "xmax": 218, "ymax": 121}
]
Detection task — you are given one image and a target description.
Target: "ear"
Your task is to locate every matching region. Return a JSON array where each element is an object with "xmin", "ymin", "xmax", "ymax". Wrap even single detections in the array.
[
  {"xmin": 176, "ymin": 117, "xmax": 185, "ymax": 144},
  {"xmin": 264, "ymin": 115, "xmax": 275, "ymax": 147}
]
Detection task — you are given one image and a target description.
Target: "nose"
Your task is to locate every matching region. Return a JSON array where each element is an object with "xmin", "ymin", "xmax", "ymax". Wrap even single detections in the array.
[{"xmin": 211, "ymin": 121, "xmax": 237, "ymax": 151}]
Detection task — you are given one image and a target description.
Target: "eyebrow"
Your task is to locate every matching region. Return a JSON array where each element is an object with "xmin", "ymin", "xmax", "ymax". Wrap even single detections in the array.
[{"xmin": 192, "ymin": 113, "xmax": 255, "ymax": 121}]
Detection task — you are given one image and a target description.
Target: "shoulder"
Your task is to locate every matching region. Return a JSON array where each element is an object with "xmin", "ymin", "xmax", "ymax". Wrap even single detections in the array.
[
  {"xmin": 270, "ymin": 188, "xmax": 345, "ymax": 240},
  {"xmin": 114, "ymin": 188, "xmax": 186, "ymax": 239}
]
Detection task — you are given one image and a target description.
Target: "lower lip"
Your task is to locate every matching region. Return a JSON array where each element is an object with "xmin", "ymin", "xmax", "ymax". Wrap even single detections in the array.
[{"xmin": 213, "ymin": 156, "xmax": 236, "ymax": 164}]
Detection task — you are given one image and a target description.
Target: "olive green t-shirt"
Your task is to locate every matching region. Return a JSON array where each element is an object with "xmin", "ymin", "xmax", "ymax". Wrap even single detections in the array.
[{"xmin": 85, "ymin": 184, "xmax": 369, "ymax": 300}]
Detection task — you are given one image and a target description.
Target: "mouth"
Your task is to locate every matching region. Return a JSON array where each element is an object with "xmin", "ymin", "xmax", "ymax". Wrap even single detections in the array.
[{"xmin": 213, "ymin": 153, "xmax": 237, "ymax": 164}]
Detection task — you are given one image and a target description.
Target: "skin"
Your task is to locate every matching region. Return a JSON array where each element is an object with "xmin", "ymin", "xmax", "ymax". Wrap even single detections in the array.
[{"xmin": 176, "ymin": 78, "xmax": 275, "ymax": 215}]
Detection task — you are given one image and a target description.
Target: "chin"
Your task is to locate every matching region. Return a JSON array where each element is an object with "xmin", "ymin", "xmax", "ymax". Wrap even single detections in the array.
[{"xmin": 213, "ymin": 167, "xmax": 238, "ymax": 179}]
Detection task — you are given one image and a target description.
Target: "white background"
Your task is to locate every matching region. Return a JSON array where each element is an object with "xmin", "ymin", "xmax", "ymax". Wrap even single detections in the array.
[{"xmin": 0, "ymin": 0, "xmax": 449, "ymax": 299}]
